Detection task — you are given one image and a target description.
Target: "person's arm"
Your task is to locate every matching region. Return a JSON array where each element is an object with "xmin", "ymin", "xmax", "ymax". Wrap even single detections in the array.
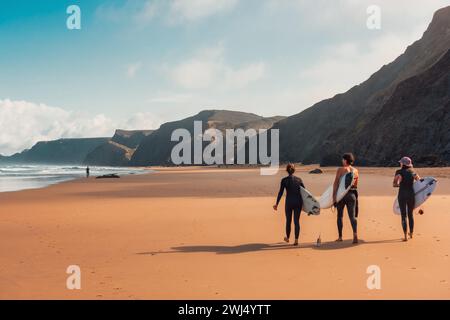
[
  {"xmin": 273, "ymin": 179, "xmax": 285, "ymax": 211},
  {"xmin": 299, "ymin": 177, "xmax": 305, "ymax": 189},
  {"xmin": 393, "ymin": 171, "xmax": 402, "ymax": 187},
  {"xmin": 332, "ymin": 168, "xmax": 342, "ymax": 205},
  {"xmin": 414, "ymin": 172, "xmax": 421, "ymax": 181}
]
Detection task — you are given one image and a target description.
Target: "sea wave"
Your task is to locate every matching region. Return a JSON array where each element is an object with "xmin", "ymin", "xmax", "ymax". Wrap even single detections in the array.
[{"xmin": 0, "ymin": 165, "xmax": 148, "ymax": 192}]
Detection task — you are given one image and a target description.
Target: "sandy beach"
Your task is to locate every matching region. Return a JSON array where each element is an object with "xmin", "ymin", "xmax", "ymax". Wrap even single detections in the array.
[{"xmin": 1, "ymin": 166, "xmax": 449, "ymax": 300}]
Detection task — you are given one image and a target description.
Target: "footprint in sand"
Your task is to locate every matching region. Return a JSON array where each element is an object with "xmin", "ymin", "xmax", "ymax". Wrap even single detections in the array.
[{"xmin": 410, "ymin": 267, "xmax": 417, "ymax": 270}]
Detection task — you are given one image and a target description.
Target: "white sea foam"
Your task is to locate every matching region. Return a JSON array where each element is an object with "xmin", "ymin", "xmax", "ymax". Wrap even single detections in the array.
[{"xmin": 0, "ymin": 165, "xmax": 148, "ymax": 192}]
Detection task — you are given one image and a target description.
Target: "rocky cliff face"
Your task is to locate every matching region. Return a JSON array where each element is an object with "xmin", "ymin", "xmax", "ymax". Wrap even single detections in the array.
[
  {"xmin": 274, "ymin": 6, "xmax": 450, "ymax": 166},
  {"xmin": 83, "ymin": 129, "xmax": 153, "ymax": 166},
  {"xmin": 130, "ymin": 110, "xmax": 285, "ymax": 166},
  {"xmin": 111, "ymin": 129, "xmax": 153, "ymax": 149},
  {"xmin": 354, "ymin": 49, "xmax": 450, "ymax": 166},
  {"xmin": 83, "ymin": 141, "xmax": 135, "ymax": 167},
  {"xmin": 2, "ymin": 138, "xmax": 109, "ymax": 165}
]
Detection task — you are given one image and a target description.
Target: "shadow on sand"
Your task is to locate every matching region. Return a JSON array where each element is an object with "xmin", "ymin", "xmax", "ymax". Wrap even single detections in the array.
[{"xmin": 136, "ymin": 238, "xmax": 403, "ymax": 256}]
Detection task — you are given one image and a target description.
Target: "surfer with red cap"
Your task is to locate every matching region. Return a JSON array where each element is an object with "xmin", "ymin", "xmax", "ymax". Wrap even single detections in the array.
[{"xmin": 393, "ymin": 157, "xmax": 421, "ymax": 241}]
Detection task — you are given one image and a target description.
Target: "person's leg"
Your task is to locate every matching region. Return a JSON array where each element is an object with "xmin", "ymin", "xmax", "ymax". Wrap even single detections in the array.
[
  {"xmin": 293, "ymin": 207, "xmax": 301, "ymax": 245},
  {"xmin": 398, "ymin": 196, "xmax": 408, "ymax": 241},
  {"xmin": 407, "ymin": 196, "xmax": 415, "ymax": 238},
  {"xmin": 285, "ymin": 206, "xmax": 293, "ymax": 242},
  {"xmin": 345, "ymin": 193, "xmax": 358, "ymax": 243},
  {"xmin": 336, "ymin": 201, "xmax": 345, "ymax": 241}
]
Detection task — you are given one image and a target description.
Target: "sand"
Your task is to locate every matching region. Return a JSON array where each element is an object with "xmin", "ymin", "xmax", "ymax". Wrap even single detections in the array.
[{"xmin": 0, "ymin": 166, "xmax": 449, "ymax": 300}]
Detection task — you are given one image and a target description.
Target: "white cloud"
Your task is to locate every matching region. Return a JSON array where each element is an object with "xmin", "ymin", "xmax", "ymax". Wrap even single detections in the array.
[
  {"xmin": 134, "ymin": 1, "xmax": 160, "ymax": 24},
  {"xmin": 97, "ymin": 0, "xmax": 239, "ymax": 26},
  {"xmin": 0, "ymin": 99, "xmax": 160, "ymax": 155},
  {"xmin": 169, "ymin": 0, "xmax": 238, "ymax": 22},
  {"xmin": 265, "ymin": 0, "xmax": 449, "ymax": 27},
  {"xmin": 169, "ymin": 44, "xmax": 266, "ymax": 90},
  {"xmin": 120, "ymin": 112, "xmax": 162, "ymax": 130},
  {"xmin": 126, "ymin": 62, "xmax": 142, "ymax": 78},
  {"xmin": 298, "ymin": 26, "xmax": 426, "ymax": 102}
]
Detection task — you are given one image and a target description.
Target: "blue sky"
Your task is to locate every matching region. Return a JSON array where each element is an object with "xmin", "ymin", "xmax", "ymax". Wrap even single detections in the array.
[{"xmin": 0, "ymin": 0, "xmax": 449, "ymax": 155}]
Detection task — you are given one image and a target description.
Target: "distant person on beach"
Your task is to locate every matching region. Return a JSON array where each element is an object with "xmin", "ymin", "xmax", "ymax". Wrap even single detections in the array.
[
  {"xmin": 333, "ymin": 153, "xmax": 359, "ymax": 244},
  {"xmin": 86, "ymin": 166, "xmax": 90, "ymax": 178},
  {"xmin": 273, "ymin": 163, "xmax": 305, "ymax": 246},
  {"xmin": 393, "ymin": 157, "xmax": 420, "ymax": 242}
]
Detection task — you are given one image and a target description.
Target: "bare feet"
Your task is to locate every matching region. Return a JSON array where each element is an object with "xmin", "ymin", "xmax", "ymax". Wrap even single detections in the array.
[
  {"xmin": 409, "ymin": 232, "xmax": 413, "ymax": 239},
  {"xmin": 335, "ymin": 238, "xmax": 343, "ymax": 242},
  {"xmin": 284, "ymin": 237, "xmax": 289, "ymax": 243},
  {"xmin": 294, "ymin": 240, "xmax": 299, "ymax": 246},
  {"xmin": 352, "ymin": 234, "xmax": 359, "ymax": 244},
  {"xmin": 403, "ymin": 234, "xmax": 408, "ymax": 242}
]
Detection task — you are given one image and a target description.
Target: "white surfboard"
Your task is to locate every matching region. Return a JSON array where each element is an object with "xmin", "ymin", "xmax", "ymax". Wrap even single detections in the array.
[
  {"xmin": 393, "ymin": 177, "xmax": 437, "ymax": 215},
  {"xmin": 319, "ymin": 172, "xmax": 354, "ymax": 209},
  {"xmin": 301, "ymin": 187, "xmax": 320, "ymax": 216}
]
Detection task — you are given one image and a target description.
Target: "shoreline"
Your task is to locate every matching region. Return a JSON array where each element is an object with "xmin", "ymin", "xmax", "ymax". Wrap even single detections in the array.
[
  {"xmin": 0, "ymin": 165, "xmax": 152, "ymax": 194},
  {"xmin": 2, "ymin": 164, "xmax": 449, "ymax": 194}
]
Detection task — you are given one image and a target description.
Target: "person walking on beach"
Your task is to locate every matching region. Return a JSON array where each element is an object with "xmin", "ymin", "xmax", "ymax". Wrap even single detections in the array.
[
  {"xmin": 393, "ymin": 157, "xmax": 420, "ymax": 242},
  {"xmin": 273, "ymin": 163, "xmax": 305, "ymax": 246},
  {"xmin": 86, "ymin": 166, "xmax": 90, "ymax": 178},
  {"xmin": 333, "ymin": 153, "xmax": 359, "ymax": 244}
]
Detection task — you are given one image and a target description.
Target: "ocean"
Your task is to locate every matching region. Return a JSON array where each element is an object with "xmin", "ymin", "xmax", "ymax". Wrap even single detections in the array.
[{"xmin": 0, "ymin": 165, "xmax": 148, "ymax": 193}]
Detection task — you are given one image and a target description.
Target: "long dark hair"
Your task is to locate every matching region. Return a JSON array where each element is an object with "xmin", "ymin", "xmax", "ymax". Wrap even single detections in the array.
[{"xmin": 342, "ymin": 153, "xmax": 355, "ymax": 165}]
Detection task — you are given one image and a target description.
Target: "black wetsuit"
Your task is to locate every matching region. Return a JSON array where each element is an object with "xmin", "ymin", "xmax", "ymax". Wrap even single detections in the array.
[
  {"xmin": 395, "ymin": 167, "xmax": 416, "ymax": 234},
  {"xmin": 336, "ymin": 171, "xmax": 358, "ymax": 238},
  {"xmin": 276, "ymin": 175, "xmax": 305, "ymax": 240}
]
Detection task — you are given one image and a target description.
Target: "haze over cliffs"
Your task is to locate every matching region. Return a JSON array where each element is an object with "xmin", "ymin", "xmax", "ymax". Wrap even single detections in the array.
[
  {"xmin": 2, "ymin": 138, "xmax": 109, "ymax": 165},
  {"xmin": 274, "ymin": 6, "xmax": 450, "ymax": 166}
]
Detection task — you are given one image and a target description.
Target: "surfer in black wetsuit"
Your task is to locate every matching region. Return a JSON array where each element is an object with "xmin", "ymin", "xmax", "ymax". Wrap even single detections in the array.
[
  {"xmin": 333, "ymin": 153, "xmax": 359, "ymax": 244},
  {"xmin": 273, "ymin": 163, "xmax": 305, "ymax": 246},
  {"xmin": 393, "ymin": 157, "xmax": 420, "ymax": 242}
]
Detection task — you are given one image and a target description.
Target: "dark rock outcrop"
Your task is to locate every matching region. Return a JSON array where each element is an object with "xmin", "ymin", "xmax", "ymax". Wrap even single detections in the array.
[
  {"xmin": 111, "ymin": 129, "xmax": 153, "ymax": 149},
  {"xmin": 96, "ymin": 173, "xmax": 120, "ymax": 179},
  {"xmin": 354, "ymin": 48, "xmax": 450, "ymax": 166},
  {"xmin": 83, "ymin": 141, "xmax": 134, "ymax": 167},
  {"xmin": 83, "ymin": 129, "xmax": 153, "ymax": 166}
]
